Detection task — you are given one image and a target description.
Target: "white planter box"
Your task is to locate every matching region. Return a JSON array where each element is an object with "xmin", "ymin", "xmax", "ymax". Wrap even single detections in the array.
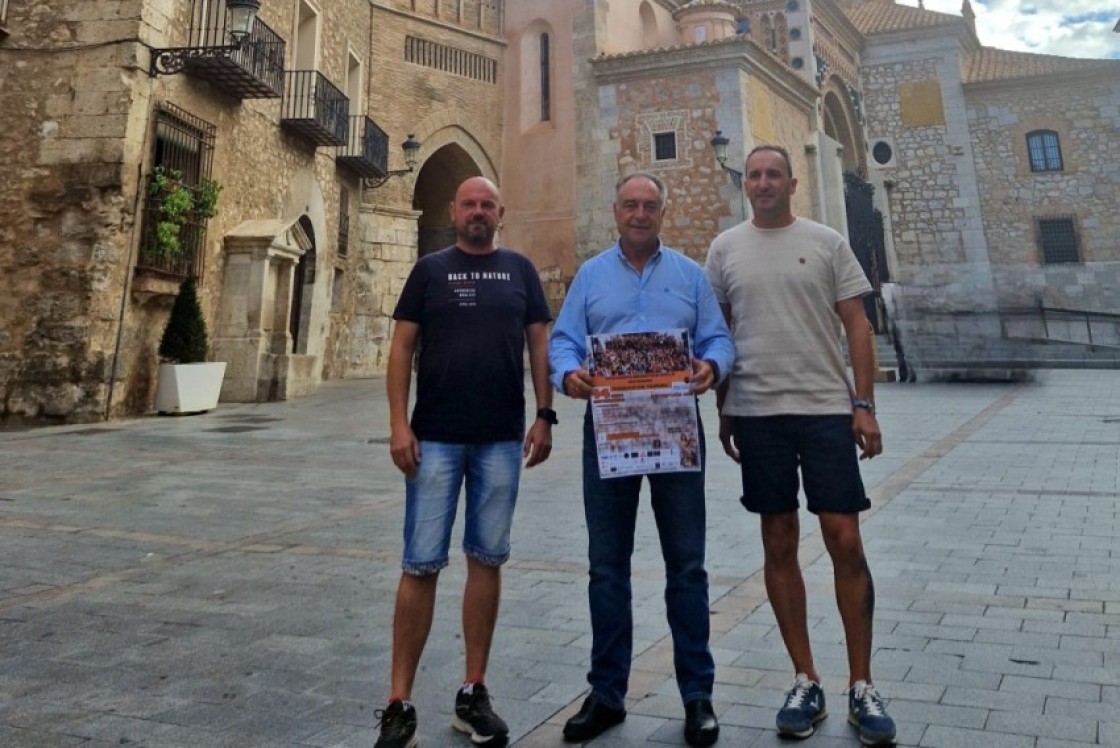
[{"xmin": 153, "ymin": 362, "xmax": 227, "ymax": 415}]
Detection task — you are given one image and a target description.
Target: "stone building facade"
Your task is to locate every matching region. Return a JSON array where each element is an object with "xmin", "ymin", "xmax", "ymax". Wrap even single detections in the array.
[
  {"xmin": 3, "ymin": 0, "xmax": 1119, "ymax": 423},
  {"xmin": 0, "ymin": 0, "xmax": 506, "ymax": 423}
]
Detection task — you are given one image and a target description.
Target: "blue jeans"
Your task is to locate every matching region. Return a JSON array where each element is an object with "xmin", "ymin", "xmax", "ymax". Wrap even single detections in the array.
[
  {"xmin": 581, "ymin": 407, "xmax": 715, "ymax": 709},
  {"xmin": 402, "ymin": 440, "xmax": 522, "ymax": 575}
]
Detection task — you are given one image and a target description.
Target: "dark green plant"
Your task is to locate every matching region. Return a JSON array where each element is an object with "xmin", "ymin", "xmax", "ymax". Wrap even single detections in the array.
[
  {"xmin": 159, "ymin": 276, "xmax": 210, "ymax": 364},
  {"xmin": 147, "ymin": 168, "xmax": 222, "ymax": 261},
  {"xmin": 195, "ymin": 178, "xmax": 222, "ymax": 220}
]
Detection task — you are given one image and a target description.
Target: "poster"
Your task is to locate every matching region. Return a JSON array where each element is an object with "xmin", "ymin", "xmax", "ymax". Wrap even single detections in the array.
[{"xmin": 587, "ymin": 329, "xmax": 701, "ymax": 479}]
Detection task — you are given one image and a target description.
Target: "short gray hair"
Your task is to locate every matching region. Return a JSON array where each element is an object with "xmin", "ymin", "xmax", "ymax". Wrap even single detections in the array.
[{"xmin": 615, "ymin": 171, "xmax": 667, "ymax": 205}]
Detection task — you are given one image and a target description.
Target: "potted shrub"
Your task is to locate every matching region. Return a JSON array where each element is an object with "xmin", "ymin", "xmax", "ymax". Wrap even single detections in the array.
[{"xmin": 152, "ymin": 276, "xmax": 227, "ymax": 414}]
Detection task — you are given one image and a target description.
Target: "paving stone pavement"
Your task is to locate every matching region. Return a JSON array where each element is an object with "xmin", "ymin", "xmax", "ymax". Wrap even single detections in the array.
[{"xmin": 1, "ymin": 370, "xmax": 1118, "ymax": 747}]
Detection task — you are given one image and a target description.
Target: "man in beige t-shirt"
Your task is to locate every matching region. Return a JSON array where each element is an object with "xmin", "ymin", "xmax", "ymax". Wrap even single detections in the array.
[{"xmin": 704, "ymin": 146, "xmax": 896, "ymax": 746}]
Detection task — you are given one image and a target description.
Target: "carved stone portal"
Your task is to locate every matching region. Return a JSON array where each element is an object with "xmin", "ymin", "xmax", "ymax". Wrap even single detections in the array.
[{"xmin": 212, "ymin": 218, "xmax": 319, "ymax": 403}]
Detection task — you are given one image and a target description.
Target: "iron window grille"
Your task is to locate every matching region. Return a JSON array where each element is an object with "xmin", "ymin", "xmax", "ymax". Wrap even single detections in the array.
[
  {"xmin": 1036, "ymin": 215, "xmax": 1080, "ymax": 265},
  {"xmin": 338, "ymin": 187, "xmax": 350, "ymax": 258},
  {"xmin": 1026, "ymin": 130, "xmax": 1063, "ymax": 172},
  {"xmin": 653, "ymin": 131, "xmax": 677, "ymax": 161},
  {"xmin": 137, "ymin": 105, "xmax": 217, "ymax": 279}
]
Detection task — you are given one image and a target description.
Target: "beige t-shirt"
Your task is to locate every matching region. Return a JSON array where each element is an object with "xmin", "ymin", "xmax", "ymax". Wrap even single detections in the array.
[{"xmin": 704, "ymin": 217, "xmax": 871, "ymax": 416}]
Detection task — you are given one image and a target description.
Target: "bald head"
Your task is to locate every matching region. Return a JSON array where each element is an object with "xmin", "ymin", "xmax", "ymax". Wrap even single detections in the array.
[{"xmin": 451, "ymin": 176, "xmax": 504, "ymax": 253}]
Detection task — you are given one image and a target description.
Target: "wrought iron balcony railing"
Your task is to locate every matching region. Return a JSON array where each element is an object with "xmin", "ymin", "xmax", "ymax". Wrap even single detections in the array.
[
  {"xmin": 150, "ymin": 15, "xmax": 285, "ymax": 99},
  {"xmin": 336, "ymin": 115, "xmax": 389, "ymax": 179},
  {"xmin": 281, "ymin": 71, "xmax": 349, "ymax": 147}
]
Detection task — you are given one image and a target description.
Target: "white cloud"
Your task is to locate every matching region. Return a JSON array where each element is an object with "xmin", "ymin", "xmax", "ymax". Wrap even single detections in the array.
[{"xmin": 896, "ymin": 0, "xmax": 1120, "ymax": 59}]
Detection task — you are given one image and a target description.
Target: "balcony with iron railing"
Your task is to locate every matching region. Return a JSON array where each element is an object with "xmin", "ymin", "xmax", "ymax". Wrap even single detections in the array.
[
  {"xmin": 150, "ymin": 14, "xmax": 286, "ymax": 99},
  {"xmin": 281, "ymin": 71, "xmax": 349, "ymax": 147},
  {"xmin": 336, "ymin": 115, "xmax": 389, "ymax": 179}
]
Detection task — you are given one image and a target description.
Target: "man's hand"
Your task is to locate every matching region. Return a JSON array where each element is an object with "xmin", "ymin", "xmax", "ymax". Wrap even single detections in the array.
[
  {"xmin": 688, "ymin": 358, "xmax": 716, "ymax": 395},
  {"xmin": 389, "ymin": 424, "xmax": 421, "ymax": 476},
  {"xmin": 719, "ymin": 414, "xmax": 740, "ymax": 463},
  {"xmin": 852, "ymin": 409, "xmax": 882, "ymax": 460},
  {"xmin": 563, "ymin": 369, "xmax": 595, "ymax": 400},
  {"xmin": 524, "ymin": 418, "xmax": 553, "ymax": 467}
]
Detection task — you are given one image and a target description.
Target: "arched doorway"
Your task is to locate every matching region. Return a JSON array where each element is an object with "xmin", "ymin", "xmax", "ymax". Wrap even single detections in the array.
[
  {"xmin": 290, "ymin": 215, "xmax": 316, "ymax": 352},
  {"xmin": 413, "ymin": 143, "xmax": 482, "ymax": 257}
]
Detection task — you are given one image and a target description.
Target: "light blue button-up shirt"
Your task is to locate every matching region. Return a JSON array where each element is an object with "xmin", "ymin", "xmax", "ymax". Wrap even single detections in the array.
[{"xmin": 549, "ymin": 241, "xmax": 735, "ymax": 393}]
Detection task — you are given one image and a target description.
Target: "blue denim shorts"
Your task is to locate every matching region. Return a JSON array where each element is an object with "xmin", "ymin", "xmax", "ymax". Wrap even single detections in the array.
[
  {"xmin": 402, "ymin": 440, "xmax": 522, "ymax": 575},
  {"xmin": 731, "ymin": 415, "xmax": 869, "ymax": 515}
]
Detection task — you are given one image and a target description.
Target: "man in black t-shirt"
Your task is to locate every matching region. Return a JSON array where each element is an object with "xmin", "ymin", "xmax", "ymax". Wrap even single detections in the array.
[{"xmin": 374, "ymin": 176, "xmax": 555, "ymax": 748}]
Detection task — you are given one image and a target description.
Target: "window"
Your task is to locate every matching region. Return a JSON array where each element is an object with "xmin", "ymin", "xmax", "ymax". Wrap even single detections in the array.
[
  {"xmin": 138, "ymin": 105, "xmax": 216, "ymax": 278},
  {"xmin": 338, "ymin": 187, "xmax": 350, "ymax": 258},
  {"xmin": 1027, "ymin": 130, "xmax": 1063, "ymax": 172},
  {"xmin": 1036, "ymin": 216, "xmax": 1079, "ymax": 264},
  {"xmin": 539, "ymin": 33, "xmax": 551, "ymax": 122},
  {"xmin": 653, "ymin": 132, "xmax": 677, "ymax": 161}
]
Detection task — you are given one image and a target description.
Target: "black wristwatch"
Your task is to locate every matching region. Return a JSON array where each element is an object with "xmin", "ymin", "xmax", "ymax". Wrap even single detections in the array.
[
  {"xmin": 852, "ymin": 399, "xmax": 876, "ymax": 415},
  {"xmin": 536, "ymin": 407, "xmax": 559, "ymax": 425}
]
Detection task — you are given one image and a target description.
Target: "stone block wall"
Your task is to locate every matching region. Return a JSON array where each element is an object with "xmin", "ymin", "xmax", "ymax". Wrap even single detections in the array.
[
  {"xmin": 967, "ymin": 77, "xmax": 1120, "ymax": 313},
  {"xmin": 0, "ymin": 1, "xmax": 144, "ymax": 423}
]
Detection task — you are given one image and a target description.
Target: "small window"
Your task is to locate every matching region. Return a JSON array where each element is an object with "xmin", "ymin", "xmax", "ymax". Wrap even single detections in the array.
[
  {"xmin": 1027, "ymin": 130, "xmax": 1063, "ymax": 172},
  {"xmin": 653, "ymin": 132, "xmax": 677, "ymax": 161},
  {"xmin": 539, "ymin": 33, "xmax": 551, "ymax": 122},
  {"xmin": 1036, "ymin": 216, "xmax": 1079, "ymax": 264},
  {"xmin": 138, "ymin": 105, "xmax": 216, "ymax": 278},
  {"xmin": 338, "ymin": 186, "xmax": 350, "ymax": 258}
]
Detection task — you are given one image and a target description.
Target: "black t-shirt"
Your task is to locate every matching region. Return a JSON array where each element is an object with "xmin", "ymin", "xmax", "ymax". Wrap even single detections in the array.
[{"xmin": 393, "ymin": 246, "xmax": 552, "ymax": 443}]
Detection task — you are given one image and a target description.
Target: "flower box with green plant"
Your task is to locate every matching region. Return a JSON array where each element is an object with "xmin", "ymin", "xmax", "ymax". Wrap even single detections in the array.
[{"xmin": 147, "ymin": 167, "xmax": 223, "ymax": 265}]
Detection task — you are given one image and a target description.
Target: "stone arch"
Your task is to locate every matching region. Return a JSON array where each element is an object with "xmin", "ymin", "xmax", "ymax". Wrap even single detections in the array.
[
  {"xmin": 821, "ymin": 75, "xmax": 863, "ymax": 174},
  {"xmin": 410, "ymin": 109, "xmax": 499, "ymax": 181},
  {"xmin": 413, "ymin": 142, "xmax": 486, "ymax": 257},
  {"xmin": 640, "ymin": 1, "xmax": 658, "ymax": 48}
]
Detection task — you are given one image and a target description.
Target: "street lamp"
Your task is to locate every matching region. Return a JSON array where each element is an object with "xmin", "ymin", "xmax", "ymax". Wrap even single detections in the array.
[
  {"xmin": 710, "ymin": 130, "xmax": 743, "ymax": 188},
  {"xmin": 366, "ymin": 134, "xmax": 423, "ymax": 189},
  {"xmin": 227, "ymin": 0, "xmax": 263, "ymax": 45},
  {"xmin": 711, "ymin": 130, "xmax": 747, "ymax": 218},
  {"xmin": 149, "ymin": 0, "xmax": 262, "ymax": 77}
]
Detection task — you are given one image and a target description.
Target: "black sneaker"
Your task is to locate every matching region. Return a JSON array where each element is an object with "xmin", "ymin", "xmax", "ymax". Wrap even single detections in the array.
[
  {"xmin": 453, "ymin": 683, "xmax": 509, "ymax": 745},
  {"xmin": 374, "ymin": 700, "xmax": 417, "ymax": 748}
]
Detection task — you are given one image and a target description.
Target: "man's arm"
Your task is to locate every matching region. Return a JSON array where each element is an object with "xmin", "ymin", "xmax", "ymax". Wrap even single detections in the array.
[
  {"xmin": 524, "ymin": 321, "xmax": 553, "ymax": 467},
  {"xmin": 549, "ymin": 269, "xmax": 592, "ymax": 398},
  {"xmin": 715, "ymin": 302, "xmax": 739, "ymax": 463},
  {"xmin": 837, "ymin": 296, "xmax": 882, "ymax": 459},
  {"xmin": 387, "ymin": 320, "xmax": 422, "ymax": 475}
]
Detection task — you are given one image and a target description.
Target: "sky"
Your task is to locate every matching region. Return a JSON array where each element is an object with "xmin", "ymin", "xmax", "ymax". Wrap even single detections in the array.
[{"xmin": 896, "ymin": 0, "xmax": 1120, "ymax": 59}]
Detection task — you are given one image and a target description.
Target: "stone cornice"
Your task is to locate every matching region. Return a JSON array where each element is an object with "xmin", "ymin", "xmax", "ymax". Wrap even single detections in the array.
[{"xmin": 591, "ymin": 36, "xmax": 819, "ymax": 112}]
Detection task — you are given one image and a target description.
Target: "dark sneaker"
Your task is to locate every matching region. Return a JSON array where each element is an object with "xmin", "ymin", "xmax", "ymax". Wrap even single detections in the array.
[
  {"xmin": 776, "ymin": 673, "xmax": 827, "ymax": 738},
  {"xmin": 453, "ymin": 683, "xmax": 509, "ymax": 745},
  {"xmin": 848, "ymin": 682, "xmax": 897, "ymax": 746},
  {"xmin": 374, "ymin": 700, "xmax": 418, "ymax": 748}
]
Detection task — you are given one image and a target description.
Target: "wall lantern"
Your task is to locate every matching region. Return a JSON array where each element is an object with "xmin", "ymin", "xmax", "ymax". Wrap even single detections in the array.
[
  {"xmin": 150, "ymin": 0, "xmax": 262, "ymax": 77},
  {"xmin": 366, "ymin": 134, "xmax": 422, "ymax": 189}
]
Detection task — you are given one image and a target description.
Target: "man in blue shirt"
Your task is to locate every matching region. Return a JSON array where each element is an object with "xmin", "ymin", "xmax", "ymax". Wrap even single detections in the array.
[{"xmin": 549, "ymin": 172, "xmax": 734, "ymax": 747}]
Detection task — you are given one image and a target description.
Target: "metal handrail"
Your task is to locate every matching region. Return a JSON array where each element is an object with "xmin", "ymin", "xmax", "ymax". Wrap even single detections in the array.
[{"xmin": 282, "ymin": 70, "xmax": 349, "ymax": 144}]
